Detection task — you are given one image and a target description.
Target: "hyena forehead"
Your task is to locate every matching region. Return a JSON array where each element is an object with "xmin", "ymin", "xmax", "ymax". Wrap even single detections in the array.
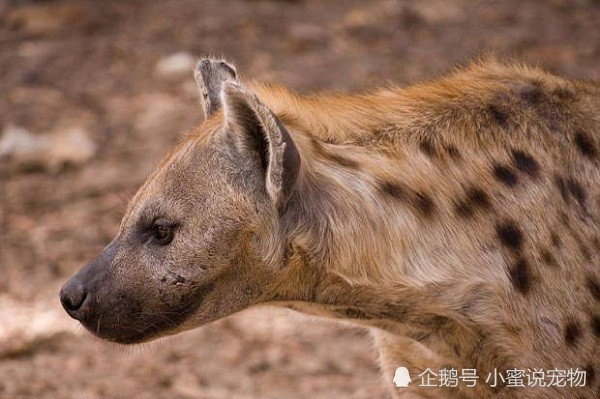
[{"xmin": 121, "ymin": 133, "xmax": 237, "ymax": 230}]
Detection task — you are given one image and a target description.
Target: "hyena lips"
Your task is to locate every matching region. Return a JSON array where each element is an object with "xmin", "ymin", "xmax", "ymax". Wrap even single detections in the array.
[{"xmin": 61, "ymin": 57, "xmax": 599, "ymax": 399}]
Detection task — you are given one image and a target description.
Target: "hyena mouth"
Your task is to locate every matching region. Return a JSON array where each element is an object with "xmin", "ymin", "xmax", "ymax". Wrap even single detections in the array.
[{"xmin": 74, "ymin": 281, "xmax": 217, "ymax": 344}]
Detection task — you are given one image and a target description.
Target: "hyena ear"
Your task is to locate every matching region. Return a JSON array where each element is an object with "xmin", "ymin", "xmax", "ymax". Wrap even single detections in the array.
[
  {"xmin": 222, "ymin": 81, "xmax": 301, "ymax": 208},
  {"xmin": 194, "ymin": 57, "xmax": 238, "ymax": 118}
]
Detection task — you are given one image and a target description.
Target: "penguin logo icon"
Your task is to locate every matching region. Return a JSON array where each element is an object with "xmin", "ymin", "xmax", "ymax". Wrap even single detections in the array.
[{"xmin": 393, "ymin": 367, "xmax": 412, "ymax": 388}]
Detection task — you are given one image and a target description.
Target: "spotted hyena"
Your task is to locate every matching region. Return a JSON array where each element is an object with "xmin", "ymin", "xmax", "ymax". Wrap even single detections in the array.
[{"xmin": 61, "ymin": 57, "xmax": 599, "ymax": 399}]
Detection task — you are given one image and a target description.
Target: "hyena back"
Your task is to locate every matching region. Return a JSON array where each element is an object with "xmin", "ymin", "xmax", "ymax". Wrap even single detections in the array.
[{"xmin": 61, "ymin": 57, "xmax": 599, "ymax": 399}]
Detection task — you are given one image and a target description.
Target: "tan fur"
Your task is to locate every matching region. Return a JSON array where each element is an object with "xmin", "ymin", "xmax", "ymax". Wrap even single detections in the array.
[
  {"xmin": 243, "ymin": 59, "xmax": 599, "ymax": 399},
  {"xmin": 62, "ymin": 58, "xmax": 599, "ymax": 399}
]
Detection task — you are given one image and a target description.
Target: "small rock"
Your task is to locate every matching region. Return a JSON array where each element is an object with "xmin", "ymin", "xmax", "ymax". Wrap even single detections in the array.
[
  {"xmin": 48, "ymin": 127, "xmax": 96, "ymax": 171},
  {"xmin": 155, "ymin": 52, "xmax": 196, "ymax": 80},
  {"xmin": 0, "ymin": 125, "xmax": 50, "ymax": 158},
  {"xmin": 0, "ymin": 124, "xmax": 96, "ymax": 173},
  {"xmin": 0, "ymin": 293, "xmax": 79, "ymax": 358}
]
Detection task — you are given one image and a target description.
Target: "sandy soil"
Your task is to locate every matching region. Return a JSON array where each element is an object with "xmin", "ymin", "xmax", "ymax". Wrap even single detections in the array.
[{"xmin": 1, "ymin": 1, "xmax": 599, "ymax": 398}]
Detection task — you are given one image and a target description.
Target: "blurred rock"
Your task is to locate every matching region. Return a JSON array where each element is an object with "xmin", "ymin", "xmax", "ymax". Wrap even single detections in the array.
[
  {"xmin": 0, "ymin": 125, "xmax": 50, "ymax": 159},
  {"xmin": 0, "ymin": 294, "xmax": 78, "ymax": 359},
  {"xmin": 155, "ymin": 52, "xmax": 196, "ymax": 80},
  {"xmin": 50, "ymin": 127, "xmax": 97, "ymax": 170},
  {"xmin": 0, "ymin": 124, "xmax": 96, "ymax": 173}
]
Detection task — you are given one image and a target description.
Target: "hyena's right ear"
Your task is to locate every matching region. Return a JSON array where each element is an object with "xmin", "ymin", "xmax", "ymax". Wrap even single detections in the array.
[
  {"xmin": 221, "ymin": 81, "xmax": 301, "ymax": 209},
  {"xmin": 194, "ymin": 57, "xmax": 238, "ymax": 119}
]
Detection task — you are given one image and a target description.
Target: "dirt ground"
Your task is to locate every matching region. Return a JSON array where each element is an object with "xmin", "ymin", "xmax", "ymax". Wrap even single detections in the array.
[{"xmin": 0, "ymin": 1, "xmax": 598, "ymax": 398}]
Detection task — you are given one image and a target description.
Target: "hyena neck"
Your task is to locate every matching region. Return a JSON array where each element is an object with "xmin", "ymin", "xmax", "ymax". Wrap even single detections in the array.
[{"xmin": 267, "ymin": 128, "xmax": 477, "ymax": 322}]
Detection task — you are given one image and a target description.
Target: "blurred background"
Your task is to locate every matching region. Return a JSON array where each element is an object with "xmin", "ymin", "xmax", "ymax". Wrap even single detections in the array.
[{"xmin": 0, "ymin": 1, "xmax": 598, "ymax": 398}]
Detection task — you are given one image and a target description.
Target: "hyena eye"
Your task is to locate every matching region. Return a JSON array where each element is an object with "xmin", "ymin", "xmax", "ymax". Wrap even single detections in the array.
[{"xmin": 152, "ymin": 220, "xmax": 175, "ymax": 245}]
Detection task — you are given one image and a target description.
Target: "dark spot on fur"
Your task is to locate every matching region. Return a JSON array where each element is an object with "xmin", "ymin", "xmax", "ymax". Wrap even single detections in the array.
[
  {"xmin": 379, "ymin": 180, "xmax": 407, "ymax": 202},
  {"xmin": 413, "ymin": 191, "xmax": 435, "ymax": 218},
  {"xmin": 580, "ymin": 244, "xmax": 591, "ymax": 262},
  {"xmin": 467, "ymin": 187, "xmax": 491, "ymax": 208},
  {"xmin": 512, "ymin": 150, "xmax": 539, "ymax": 177},
  {"xmin": 445, "ymin": 145, "xmax": 461, "ymax": 160},
  {"xmin": 493, "ymin": 164, "xmax": 518, "ymax": 186},
  {"xmin": 488, "ymin": 99, "xmax": 510, "ymax": 128},
  {"xmin": 564, "ymin": 320, "xmax": 582, "ymax": 346},
  {"xmin": 592, "ymin": 315, "xmax": 600, "ymax": 337},
  {"xmin": 381, "ymin": 302, "xmax": 408, "ymax": 321},
  {"xmin": 574, "ymin": 130, "xmax": 597, "ymax": 159},
  {"xmin": 451, "ymin": 342, "xmax": 461, "ymax": 357},
  {"xmin": 455, "ymin": 201, "xmax": 474, "ymax": 218},
  {"xmin": 430, "ymin": 315, "xmax": 449, "ymax": 329},
  {"xmin": 554, "ymin": 175, "xmax": 569, "ymax": 202},
  {"xmin": 491, "ymin": 381, "xmax": 506, "ymax": 394},
  {"xmin": 310, "ymin": 137, "xmax": 360, "ymax": 169},
  {"xmin": 555, "ymin": 175, "xmax": 587, "ymax": 209},
  {"xmin": 552, "ymin": 86, "xmax": 575, "ymax": 101},
  {"xmin": 380, "ymin": 182, "xmax": 435, "ymax": 218},
  {"xmin": 281, "ymin": 242, "xmax": 295, "ymax": 267},
  {"xmin": 566, "ymin": 178, "xmax": 586, "ymax": 207},
  {"xmin": 587, "ymin": 276, "xmax": 600, "ymax": 302},
  {"xmin": 419, "ymin": 139, "xmax": 436, "ymax": 157},
  {"xmin": 508, "ymin": 257, "xmax": 532, "ymax": 294},
  {"xmin": 584, "ymin": 364, "xmax": 595, "ymax": 384},
  {"xmin": 343, "ymin": 307, "xmax": 370, "ymax": 319},
  {"xmin": 519, "ymin": 81, "xmax": 544, "ymax": 105},
  {"xmin": 455, "ymin": 187, "xmax": 492, "ymax": 218},
  {"xmin": 540, "ymin": 249, "xmax": 558, "ymax": 268},
  {"xmin": 412, "ymin": 315, "xmax": 450, "ymax": 333},
  {"xmin": 592, "ymin": 237, "xmax": 600, "ymax": 253},
  {"xmin": 496, "ymin": 221, "xmax": 524, "ymax": 251}
]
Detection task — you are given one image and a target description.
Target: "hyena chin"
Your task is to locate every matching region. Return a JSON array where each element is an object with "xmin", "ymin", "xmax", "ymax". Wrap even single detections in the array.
[{"xmin": 61, "ymin": 57, "xmax": 599, "ymax": 399}]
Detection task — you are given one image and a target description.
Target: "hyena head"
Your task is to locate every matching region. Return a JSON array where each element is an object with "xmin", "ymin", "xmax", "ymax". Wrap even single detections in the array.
[{"xmin": 60, "ymin": 58, "xmax": 301, "ymax": 344}]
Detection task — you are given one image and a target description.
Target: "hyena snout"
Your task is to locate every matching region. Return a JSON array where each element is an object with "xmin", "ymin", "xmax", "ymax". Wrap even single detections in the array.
[
  {"xmin": 59, "ymin": 243, "xmax": 114, "ymax": 322},
  {"xmin": 59, "ymin": 240, "xmax": 210, "ymax": 344},
  {"xmin": 60, "ymin": 277, "xmax": 89, "ymax": 317}
]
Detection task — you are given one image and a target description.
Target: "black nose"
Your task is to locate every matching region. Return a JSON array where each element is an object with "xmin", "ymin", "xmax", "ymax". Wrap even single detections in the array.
[{"xmin": 60, "ymin": 280, "xmax": 89, "ymax": 319}]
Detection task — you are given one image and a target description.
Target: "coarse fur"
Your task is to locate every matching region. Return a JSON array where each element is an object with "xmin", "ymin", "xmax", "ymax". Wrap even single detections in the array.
[{"xmin": 61, "ymin": 57, "xmax": 599, "ymax": 399}]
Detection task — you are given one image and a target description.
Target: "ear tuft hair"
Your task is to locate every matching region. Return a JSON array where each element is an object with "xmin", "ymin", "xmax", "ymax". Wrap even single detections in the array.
[{"xmin": 194, "ymin": 57, "xmax": 238, "ymax": 118}]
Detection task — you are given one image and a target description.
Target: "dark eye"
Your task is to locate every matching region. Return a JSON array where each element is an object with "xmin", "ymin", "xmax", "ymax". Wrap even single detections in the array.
[{"xmin": 152, "ymin": 220, "xmax": 175, "ymax": 245}]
